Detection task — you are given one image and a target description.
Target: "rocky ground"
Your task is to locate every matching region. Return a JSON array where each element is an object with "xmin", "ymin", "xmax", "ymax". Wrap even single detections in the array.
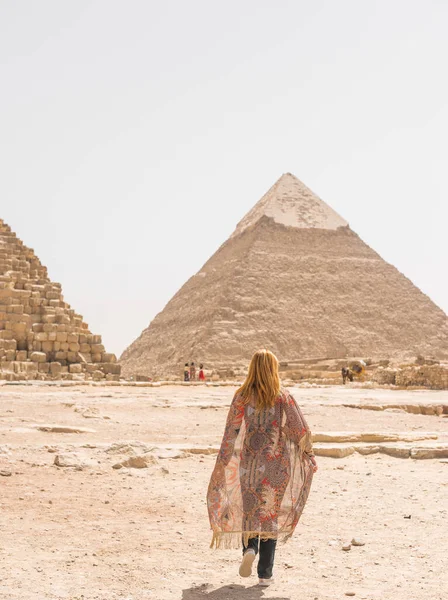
[{"xmin": 0, "ymin": 382, "xmax": 447, "ymax": 600}]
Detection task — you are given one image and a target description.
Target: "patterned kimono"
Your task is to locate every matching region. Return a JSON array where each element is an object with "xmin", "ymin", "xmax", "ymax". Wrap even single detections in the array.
[{"xmin": 207, "ymin": 388, "xmax": 315, "ymax": 548}]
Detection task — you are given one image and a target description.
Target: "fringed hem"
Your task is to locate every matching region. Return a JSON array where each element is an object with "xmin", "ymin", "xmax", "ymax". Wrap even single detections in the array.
[{"xmin": 210, "ymin": 529, "xmax": 294, "ymax": 550}]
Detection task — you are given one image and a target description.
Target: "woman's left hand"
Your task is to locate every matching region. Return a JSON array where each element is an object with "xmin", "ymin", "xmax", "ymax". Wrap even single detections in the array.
[{"xmin": 309, "ymin": 456, "xmax": 318, "ymax": 473}]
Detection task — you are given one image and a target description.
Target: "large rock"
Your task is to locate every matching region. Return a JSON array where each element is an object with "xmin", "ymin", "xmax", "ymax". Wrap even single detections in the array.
[{"xmin": 54, "ymin": 453, "xmax": 92, "ymax": 469}]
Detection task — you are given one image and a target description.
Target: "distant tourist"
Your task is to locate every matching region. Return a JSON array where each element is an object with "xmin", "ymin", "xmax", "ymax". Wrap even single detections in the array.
[
  {"xmin": 207, "ymin": 349, "xmax": 317, "ymax": 586},
  {"xmin": 190, "ymin": 361, "xmax": 196, "ymax": 381},
  {"xmin": 342, "ymin": 367, "xmax": 353, "ymax": 384},
  {"xmin": 184, "ymin": 363, "xmax": 190, "ymax": 382},
  {"xmin": 198, "ymin": 363, "xmax": 205, "ymax": 381}
]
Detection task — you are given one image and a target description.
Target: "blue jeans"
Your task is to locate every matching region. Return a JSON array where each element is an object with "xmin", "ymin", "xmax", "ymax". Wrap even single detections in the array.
[{"xmin": 243, "ymin": 536, "xmax": 277, "ymax": 579}]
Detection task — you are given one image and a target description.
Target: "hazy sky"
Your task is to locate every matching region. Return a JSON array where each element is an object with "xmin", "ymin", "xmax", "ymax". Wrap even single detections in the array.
[{"xmin": 1, "ymin": 1, "xmax": 447, "ymax": 356}]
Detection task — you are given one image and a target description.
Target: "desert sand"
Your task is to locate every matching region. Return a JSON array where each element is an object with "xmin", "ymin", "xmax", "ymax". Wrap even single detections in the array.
[{"xmin": 1, "ymin": 382, "xmax": 447, "ymax": 600}]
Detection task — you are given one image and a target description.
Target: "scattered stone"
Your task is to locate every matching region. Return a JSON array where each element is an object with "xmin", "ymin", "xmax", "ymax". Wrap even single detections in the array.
[
  {"xmin": 342, "ymin": 544, "xmax": 351, "ymax": 551},
  {"xmin": 314, "ymin": 445, "xmax": 355, "ymax": 458},
  {"xmin": 345, "ymin": 593, "xmax": 356, "ymax": 597},
  {"xmin": 0, "ymin": 470, "xmax": 12, "ymax": 476},
  {"xmin": 105, "ymin": 441, "xmax": 154, "ymax": 455},
  {"xmin": 54, "ymin": 453, "xmax": 91, "ymax": 469},
  {"xmin": 351, "ymin": 538, "xmax": 365, "ymax": 546},
  {"xmin": 75, "ymin": 407, "xmax": 100, "ymax": 419},
  {"xmin": 410, "ymin": 447, "xmax": 448, "ymax": 460},
  {"xmin": 112, "ymin": 454, "xmax": 158, "ymax": 469},
  {"xmin": 32, "ymin": 424, "xmax": 96, "ymax": 434}
]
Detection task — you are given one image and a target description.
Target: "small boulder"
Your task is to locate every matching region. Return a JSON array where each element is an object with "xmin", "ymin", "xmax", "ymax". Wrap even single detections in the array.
[
  {"xmin": 54, "ymin": 453, "xmax": 90, "ymax": 469},
  {"xmin": 113, "ymin": 454, "xmax": 158, "ymax": 469}
]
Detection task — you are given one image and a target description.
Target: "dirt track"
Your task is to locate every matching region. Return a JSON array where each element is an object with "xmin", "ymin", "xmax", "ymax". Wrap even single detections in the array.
[{"xmin": 1, "ymin": 383, "xmax": 447, "ymax": 600}]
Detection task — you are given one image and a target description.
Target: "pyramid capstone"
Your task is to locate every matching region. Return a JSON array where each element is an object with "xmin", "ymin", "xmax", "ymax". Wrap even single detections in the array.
[
  {"xmin": 0, "ymin": 219, "xmax": 120, "ymax": 381},
  {"xmin": 232, "ymin": 173, "xmax": 348, "ymax": 237}
]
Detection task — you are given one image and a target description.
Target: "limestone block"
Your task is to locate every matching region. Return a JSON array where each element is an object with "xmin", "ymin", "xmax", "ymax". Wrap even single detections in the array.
[
  {"xmin": 91, "ymin": 353, "xmax": 102, "ymax": 363},
  {"xmin": 48, "ymin": 332, "xmax": 57, "ymax": 341},
  {"xmin": 11, "ymin": 322, "xmax": 27, "ymax": 335},
  {"xmin": 41, "ymin": 341, "xmax": 54, "ymax": 352},
  {"xmin": 102, "ymin": 353, "xmax": 117, "ymax": 363},
  {"xmin": 79, "ymin": 334, "xmax": 87, "ymax": 344},
  {"xmin": 60, "ymin": 342, "xmax": 69, "ymax": 351},
  {"xmin": 0, "ymin": 330, "xmax": 14, "ymax": 340},
  {"xmin": 46, "ymin": 291, "xmax": 60, "ymax": 300},
  {"xmin": 380, "ymin": 446, "xmax": 411, "ymax": 459},
  {"xmin": 105, "ymin": 374, "xmax": 120, "ymax": 381},
  {"xmin": 79, "ymin": 353, "xmax": 91, "ymax": 363},
  {"xmin": 0, "ymin": 360, "xmax": 14, "ymax": 372},
  {"xmin": 92, "ymin": 370, "xmax": 105, "ymax": 380},
  {"xmin": 32, "ymin": 323, "xmax": 44, "ymax": 333},
  {"xmin": 69, "ymin": 342, "xmax": 80, "ymax": 352},
  {"xmin": 15, "ymin": 350, "xmax": 27, "ymax": 361},
  {"xmin": 56, "ymin": 314, "xmax": 71, "ymax": 325},
  {"xmin": 91, "ymin": 344, "xmax": 105, "ymax": 353},
  {"xmin": 313, "ymin": 444, "xmax": 355, "ymax": 458},
  {"xmin": 35, "ymin": 332, "xmax": 48, "ymax": 342},
  {"xmin": 38, "ymin": 362, "xmax": 50, "ymax": 374},
  {"xmin": 79, "ymin": 343, "xmax": 91, "ymax": 353},
  {"xmin": 50, "ymin": 362, "xmax": 62, "ymax": 376},
  {"xmin": 91, "ymin": 335, "xmax": 102, "ymax": 344},
  {"xmin": 67, "ymin": 333, "xmax": 78, "ymax": 343},
  {"xmin": 67, "ymin": 352, "xmax": 78, "ymax": 363},
  {"xmin": 29, "ymin": 351, "xmax": 47, "ymax": 363},
  {"xmin": 410, "ymin": 447, "xmax": 448, "ymax": 459},
  {"xmin": 55, "ymin": 351, "xmax": 67, "ymax": 361},
  {"xmin": 69, "ymin": 363, "xmax": 83, "ymax": 374},
  {"xmin": 101, "ymin": 363, "xmax": 121, "ymax": 375},
  {"xmin": 53, "ymin": 342, "xmax": 61, "ymax": 351},
  {"xmin": 5, "ymin": 349, "xmax": 15, "ymax": 360}
]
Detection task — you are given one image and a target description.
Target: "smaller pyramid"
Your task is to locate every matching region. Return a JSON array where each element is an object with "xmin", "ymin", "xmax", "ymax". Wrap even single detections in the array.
[{"xmin": 0, "ymin": 219, "xmax": 120, "ymax": 381}]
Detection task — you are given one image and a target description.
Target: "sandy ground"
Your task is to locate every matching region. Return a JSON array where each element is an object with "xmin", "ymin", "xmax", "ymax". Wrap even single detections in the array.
[{"xmin": 1, "ymin": 383, "xmax": 447, "ymax": 600}]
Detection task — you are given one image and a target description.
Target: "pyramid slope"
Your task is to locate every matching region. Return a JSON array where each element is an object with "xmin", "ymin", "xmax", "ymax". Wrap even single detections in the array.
[
  {"xmin": 0, "ymin": 219, "xmax": 120, "ymax": 381},
  {"xmin": 232, "ymin": 173, "xmax": 348, "ymax": 237},
  {"xmin": 120, "ymin": 176, "xmax": 448, "ymax": 378}
]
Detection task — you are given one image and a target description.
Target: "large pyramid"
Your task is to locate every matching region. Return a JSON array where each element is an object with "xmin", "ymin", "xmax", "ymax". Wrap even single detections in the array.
[
  {"xmin": 120, "ymin": 173, "xmax": 448, "ymax": 378},
  {"xmin": 0, "ymin": 219, "xmax": 120, "ymax": 381}
]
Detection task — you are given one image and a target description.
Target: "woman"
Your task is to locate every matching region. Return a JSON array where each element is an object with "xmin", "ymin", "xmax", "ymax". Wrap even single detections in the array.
[
  {"xmin": 198, "ymin": 363, "xmax": 206, "ymax": 381},
  {"xmin": 207, "ymin": 349, "xmax": 317, "ymax": 586}
]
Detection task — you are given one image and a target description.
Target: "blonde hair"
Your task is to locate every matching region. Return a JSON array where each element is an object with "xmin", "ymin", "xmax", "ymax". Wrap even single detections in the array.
[{"xmin": 236, "ymin": 349, "xmax": 281, "ymax": 410}]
